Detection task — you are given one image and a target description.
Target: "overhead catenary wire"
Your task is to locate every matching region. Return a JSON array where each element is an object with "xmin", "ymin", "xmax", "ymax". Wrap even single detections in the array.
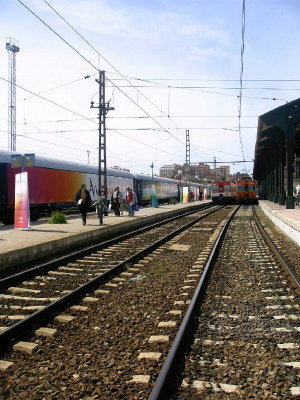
[
  {"xmin": 18, "ymin": 0, "xmax": 190, "ymax": 148},
  {"xmin": 2, "ymin": 76, "xmax": 182, "ymax": 158},
  {"xmin": 40, "ymin": 0, "xmax": 189, "ymax": 143},
  {"xmin": 23, "ymin": 74, "xmax": 95, "ymax": 101},
  {"xmin": 0, "ymin": 76, "xmax": 97, "ymax": 125},
  {"xmin": 108, "ymin": 75, "xmax": 300, "ymax": 82},
  {"xmin": 109, "ymin": 127, "xmax": 212, "ymax": 167},
  {"xmin": 15, "ymin": 119, "xmax": 257, "ymax": 131},
  {"xmin": 105, "ymin": 83, "xmax": 299, "ymax": 91},
  {"xmin": 40, "ymin": 0, "xmax": 234, "ymax": 166},
  {"xmin": 109, "ymin": 128, "xmax": 187, "ymax": 159},
  {"xmin": 237, "ymin": 0, "xmax": 247, "ymax": 171},
  {"xmin": 0, "ymin": 76, "xmax": 189, "ymax": 166},
  {"xmin": 3, "ymin": 126, "xmax": 162, "ymax": 169},
  {"xmin": 15, "ymin": 115, "xmax": 259, "ymax": 123},
  {"xmin": 13, "ymin": 0, "xmax": 260, "ymax": 172},
  {"xmin": 105, "ymin": 71, "xmax": 294, "ymax": 102},
  {"xmin": 0, "ymin": 74, "xmax": 255, "ymax": 167},
  {"xmin": 17, "ymin": 0, "xmax": 99, "ymax": 71}
]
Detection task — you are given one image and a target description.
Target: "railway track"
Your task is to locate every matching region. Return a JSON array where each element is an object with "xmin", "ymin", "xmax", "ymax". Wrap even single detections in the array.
[
  {"xmin": 0, "ymin": 205, "xmax": 299, "ymax": 400},
  {"xmin": 150, "ymin": 206, "xmax": 300, "ymax": 399},
  {"xmin": 0, "ymin": 204, "xmax": 220, "ymax": 354}
]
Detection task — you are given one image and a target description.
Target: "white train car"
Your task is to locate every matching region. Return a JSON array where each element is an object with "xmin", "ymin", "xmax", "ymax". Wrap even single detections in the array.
[
  {"xmin": 133, "ymin": 174, "xmax": 179, "ymax": 205},
  {"xmin": 0, "ymin": 150, "xmax": 135, "ymax": 224}
]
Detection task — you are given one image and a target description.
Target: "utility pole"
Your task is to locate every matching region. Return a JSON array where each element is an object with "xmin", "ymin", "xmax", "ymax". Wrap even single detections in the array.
[
  {"xmin": 6, "ymin": 37, "xmax": 20, "ymax": 152},
  {"xmin": 90, "ymin": 70, "xmax": 114, "ymax": 205},
  {"xmin": 214, "ymin": 157, "xmax": 217, "ymax": 179},
  {"xmin": 150, "ymin": 162, "xmax": 154, "ymax": 207},
  {"xmin": 185, "ymin": 129, "xmax": 190, "ymax": 185}
]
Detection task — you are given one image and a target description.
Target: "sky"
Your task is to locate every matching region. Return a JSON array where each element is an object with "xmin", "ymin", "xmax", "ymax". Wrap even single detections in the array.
[{"xmin": 0, "ymin": 0, "xmax": 300, "ymax": 177}]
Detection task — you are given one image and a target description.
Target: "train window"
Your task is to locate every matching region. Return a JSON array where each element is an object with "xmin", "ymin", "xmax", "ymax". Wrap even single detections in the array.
[
  {"xmin": 224, "ymin": 185, "xmax": 230, "ymax": 192},
  {"xmin": 237, "ymin": 184, "xmax": 244, "ymax": 191},
  {"xmin": 249, "ymin": 184, "xmax": 256, "ymax": 191},
  {"xmin": 212, "ymin": 185, "xmax": 219, "ymax": 192}
]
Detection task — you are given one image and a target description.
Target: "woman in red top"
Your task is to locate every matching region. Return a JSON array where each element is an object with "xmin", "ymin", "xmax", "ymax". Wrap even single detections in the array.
[{"xmin": 125, "ymin": 187, "xmax": 137, "ymax": 216}]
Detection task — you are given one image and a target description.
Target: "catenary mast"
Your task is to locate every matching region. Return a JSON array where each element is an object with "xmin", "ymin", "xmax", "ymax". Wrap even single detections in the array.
[{"xmin": 6, "ymin": 37, "xmax": 20, "ymax": 152}]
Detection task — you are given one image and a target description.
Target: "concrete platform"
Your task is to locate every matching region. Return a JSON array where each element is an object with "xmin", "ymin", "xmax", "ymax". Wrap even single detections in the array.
[
  {"xmin": 259, "ymin": 200, "xmax": 300, "ymax": 246},
  {"xmin": 0, "ymin": 201, "xmax": 209, "ymax": 272},
  {"xmin": 1, "ymin": 200, "xmax": 299, "ymax": 274}
]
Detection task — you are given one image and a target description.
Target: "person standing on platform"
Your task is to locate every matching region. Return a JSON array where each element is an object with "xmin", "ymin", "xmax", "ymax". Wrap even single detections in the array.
[
  {"xmin": 125, "ymin": 187, "xmax": 137, "ymax": 216},
  {"xmin": 111, "ymin": 187, "xmax": 123, "ymax": 216},
  {"xmin": 74, "ymin": 184, "xmax": 92, "ymax": 225},
  {"xmin": 119, "ymin": 199, "xmax": 124, "ymax": 215},
  {"xmin": 92, "ymin": 195, "xmax": 108, "ymax": 225}
]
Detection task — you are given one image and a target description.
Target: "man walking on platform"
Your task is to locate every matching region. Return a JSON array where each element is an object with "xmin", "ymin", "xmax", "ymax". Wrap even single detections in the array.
[
  {"xmin": 111, "ymin": 187, "xmax": 123, "ymax": 216},
  {"xmin": 75, "ymin": 184, "xmax": 92, "ymax": 225}
]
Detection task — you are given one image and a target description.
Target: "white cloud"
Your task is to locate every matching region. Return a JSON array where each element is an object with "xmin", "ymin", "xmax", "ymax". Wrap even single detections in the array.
[
  {"xmin": 0, "ymin": 0, "xmax": 299, "ymax": 176},
  {"xmin": 179, "ymin": 24, "xmax": 229, "ymax": 43}
]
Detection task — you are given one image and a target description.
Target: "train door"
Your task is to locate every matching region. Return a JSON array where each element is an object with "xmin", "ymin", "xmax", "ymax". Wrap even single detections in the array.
[{"xmin": 133, "ymin": 178, "xmax": 142, "ymax": 205}]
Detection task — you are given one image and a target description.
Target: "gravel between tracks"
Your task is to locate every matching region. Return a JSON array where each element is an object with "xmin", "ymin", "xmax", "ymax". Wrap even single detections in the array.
[
  {"xmin": 0, "ymin": 207, "xmax": 231, "ymax": 400},
  {"xmin": 255, "ymin": 206, "xmax": 300, "ymax": 281},
  {"xmin": 1, "ymin": 205, "xmax": 299, "ymax": 400},
  {"xmin": 170, "ymin": 206, "xmax": 300, "ymax": 400}
]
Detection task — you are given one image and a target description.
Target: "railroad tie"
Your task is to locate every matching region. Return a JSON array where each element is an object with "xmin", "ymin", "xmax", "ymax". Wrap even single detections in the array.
[
  {"xmin": 13, "ymin": 341, "xmax": 38, "ymax": 355},
  {"xmin": 0, "ymin": 360, "xmax": 14, "ymax": 371}
]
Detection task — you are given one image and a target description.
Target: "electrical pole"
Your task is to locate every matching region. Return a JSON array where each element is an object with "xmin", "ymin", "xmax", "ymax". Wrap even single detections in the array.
[
  {"xmin": 90, "ymin": 70, "xmax": 114, "ymax": 205},
  {"xmin": 6, "ymin": 37, "xmax": 20, "ymax": 152},
  {"xmin": 185, "ymin": 129, "xmax": 190, "ymax": 185},
  {"xmin": 150, "ymin": 162, "xmax": 154, "ymax": 207},
  {"xmin": 214, "ymin": 156, "xmax": 217, "ymax": 179}
]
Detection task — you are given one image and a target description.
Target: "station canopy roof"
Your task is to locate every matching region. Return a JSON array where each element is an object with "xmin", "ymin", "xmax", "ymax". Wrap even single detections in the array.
[{"xmin": 253, "ymin": 98, "xmax": 300, "ymax": 181}]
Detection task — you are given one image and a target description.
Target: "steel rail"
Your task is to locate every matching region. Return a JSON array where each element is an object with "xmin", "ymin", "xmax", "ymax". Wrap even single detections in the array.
[
  {"xmin": 253, "ymin": 206, "xmax": 300, "ymax": 294},
  {"xmin": 0, "ymin": 203, "xmax": 215, "ymax": 290},
  {"xmin": 0, "ymin": 204, "xmax": 221, "ymax": 355},
  {"xmin": 148, "ymin": 205, "xmax": 240, "ymax": 400}
]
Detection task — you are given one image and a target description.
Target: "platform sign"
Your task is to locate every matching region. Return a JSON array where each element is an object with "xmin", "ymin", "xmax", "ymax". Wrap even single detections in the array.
[
  {"xmin": 11, "ymin": 153, "xmax": 35, "ymax": 170},
  {"xmin": 14, "ymin": 172, "xmax": 31, "ymax": 230},
  {"xmin": 24, "ymin": 153, "xmax": 35, "ymax": 168},
  {"xmin": 11, "ymin": 154, "xmax": 23, "ymax": 169},
  {"xmin": 182, "ymin": 186, "xmax": 189, "ymax": 203}
]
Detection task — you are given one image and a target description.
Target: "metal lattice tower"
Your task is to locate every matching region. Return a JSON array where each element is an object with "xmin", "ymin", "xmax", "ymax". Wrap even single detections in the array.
[
  {"xmin": 185, "ymin": 129, "xmax": 190, "ymax": 184},
  {"xmin": 6, "ymin": 37, "xmax": 20, "ymax": 152}
]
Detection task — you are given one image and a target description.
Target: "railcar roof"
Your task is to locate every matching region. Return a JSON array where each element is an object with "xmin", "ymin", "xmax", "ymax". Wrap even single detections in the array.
[
  {"xmin": 174, "ymin": 180, "xmax": 203, "ymax": 187},
  {"xmin": 211, "ymin": 180, "xmax": 232, "ymax": 184},
  {"xmin": 0, "ymin": 150, "xmax": 135, "ymax": 178},
  {"xmin": 134, "ymin": 174, "xmax": 177, "ymax": 184},
  {"xmin": 236, "ymin": 179, "xmax": 257, "ymax": 183}
]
